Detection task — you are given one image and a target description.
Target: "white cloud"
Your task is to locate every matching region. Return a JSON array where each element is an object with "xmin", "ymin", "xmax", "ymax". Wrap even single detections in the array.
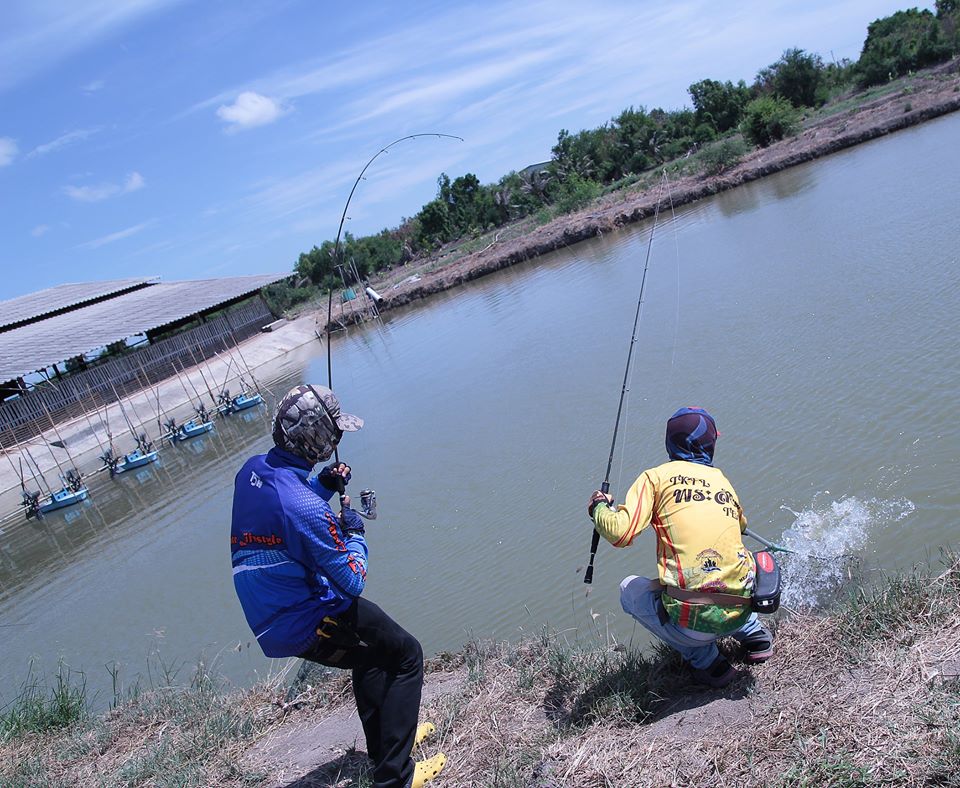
[
  {"xmin": 81, "ymin": 79, "xmax": 105, "ymax": 93},
  {"xmin": 0, "ymin": 0, "xmax": 186, "ymax": 92},
  {"xmin": 77, "ymin": 220, "xmax": 153, "ymax": 249},
  {"xmin": 63, "ymin": 170, "xmax": 146, "ymax": 202},
  {"xmin": 0, "ymin": 137, "xmax": 17, "ymax": 166},
  {"xmin": 30, "ymin": 224, "xmax": 50, "ymax": 237},
  {"xmin": 216, "ymin": 91, "xmax": 284, "ymax": 131},
  {"xmin": 28, "ymin": 128, "xmax": 99, "ymax": 158},
  {"xmin": 124, "ymin": 171, "xmax": 145, "ymax": 192}
]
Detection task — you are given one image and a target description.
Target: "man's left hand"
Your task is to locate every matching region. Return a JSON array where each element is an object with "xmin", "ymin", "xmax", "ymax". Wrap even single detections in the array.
[
  {"xmin": 319, "ymin": 462, "xmax": 352, "ymax": 493},
  {"xmin": 587, "ymin": 490, "xmax": 614, "ymax": 517}
]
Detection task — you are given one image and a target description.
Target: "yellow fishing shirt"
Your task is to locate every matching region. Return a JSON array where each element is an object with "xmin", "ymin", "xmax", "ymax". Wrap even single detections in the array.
[{"xmin": 593, "ymin": 460, "xmax": 756, "ymax": 634}]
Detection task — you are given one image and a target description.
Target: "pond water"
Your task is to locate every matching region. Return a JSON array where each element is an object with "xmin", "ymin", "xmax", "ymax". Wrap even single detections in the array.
[{"xmin": 2, "ymin": 112, "xmax": 958, "ymax": 709}]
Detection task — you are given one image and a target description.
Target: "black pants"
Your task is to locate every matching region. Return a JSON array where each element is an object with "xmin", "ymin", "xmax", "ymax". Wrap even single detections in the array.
[{"xmin": 299, "ymin": 597, "xmax": 423, "ymax": 788}]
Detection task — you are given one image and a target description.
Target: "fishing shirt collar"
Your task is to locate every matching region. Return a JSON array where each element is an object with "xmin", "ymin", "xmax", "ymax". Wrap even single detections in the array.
[
  {"xmin": 265, "ymin": 446, "xmax": 336, "ymax": 501},
  {"xmin": 267, "ymin": 446, "xmax": 314, "ymax": 473}
]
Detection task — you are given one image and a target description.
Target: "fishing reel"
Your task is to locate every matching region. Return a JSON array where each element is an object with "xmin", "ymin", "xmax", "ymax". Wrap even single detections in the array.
[{"xmin": 358, "ymin": 489, "xmax": 377, "ymax": 520}]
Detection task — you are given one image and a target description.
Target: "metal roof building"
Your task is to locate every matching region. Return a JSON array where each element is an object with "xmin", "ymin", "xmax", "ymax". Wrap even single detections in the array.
[
  {"xmin": 0, "ymin": 277, "xmax": 159, "ymax": 332},
  {"xmin": 0, "ymin": 274, "xmax": 288, "ymax": 383}
]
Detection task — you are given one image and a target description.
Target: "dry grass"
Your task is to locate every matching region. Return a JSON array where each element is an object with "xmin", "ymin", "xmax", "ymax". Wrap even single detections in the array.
[
  {"xmin": 418, "ymin": 553, "xmax": 960, "ymax": 788},
  {"xmin": 0, "ymin": 660, "xmax": 334, "ymax": 787},
  {"xmin": 3, "ymin": 556, "xmax": 959, "ymax": 787}
]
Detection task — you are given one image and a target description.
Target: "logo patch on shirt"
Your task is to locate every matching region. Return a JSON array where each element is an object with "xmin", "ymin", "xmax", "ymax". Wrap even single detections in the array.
[
  {"xmin": 250, "ymin": 471, "xmax": 263, "ymax": 488},
  {"xmin": 696, "ymin": 548, "xmax": 723, "ymax": 572}
]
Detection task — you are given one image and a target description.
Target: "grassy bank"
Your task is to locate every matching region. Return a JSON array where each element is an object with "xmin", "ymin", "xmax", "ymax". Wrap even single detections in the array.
[{"xmin": 3, "ymin": 553, "xmax": 959, "ymax": 786}]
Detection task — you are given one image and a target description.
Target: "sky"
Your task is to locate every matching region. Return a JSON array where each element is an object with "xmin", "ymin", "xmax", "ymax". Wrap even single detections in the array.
[{"xmin": 0, "ymin": 0, "xmax": 925, "ymax": 301}]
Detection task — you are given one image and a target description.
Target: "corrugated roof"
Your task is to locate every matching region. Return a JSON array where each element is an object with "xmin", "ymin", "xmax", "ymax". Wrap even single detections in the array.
[
  {"xmin": 0, "ymin": 278, "xmax": 159, "ymax": 330},
  {"xmin": 0, "ymin": 274, "xmax": 288, "ymax": 381}
]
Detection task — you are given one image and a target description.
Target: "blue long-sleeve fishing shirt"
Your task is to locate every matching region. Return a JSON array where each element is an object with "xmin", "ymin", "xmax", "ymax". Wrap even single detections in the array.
[{"xmin": 230, "ymin": 446, "xmax": 368, "ymax": 658}]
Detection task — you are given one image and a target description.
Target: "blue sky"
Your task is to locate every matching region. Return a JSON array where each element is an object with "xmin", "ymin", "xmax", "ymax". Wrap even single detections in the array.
[{"xmin": 0, "ymin": 0, "xmax": 922, "ymax": 301}]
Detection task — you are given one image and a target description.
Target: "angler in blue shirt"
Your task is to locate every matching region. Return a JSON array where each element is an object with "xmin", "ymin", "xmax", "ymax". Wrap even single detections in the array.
[{"xmin": 231, "ymin": 384, "xmax": 444, "ymax": 788}]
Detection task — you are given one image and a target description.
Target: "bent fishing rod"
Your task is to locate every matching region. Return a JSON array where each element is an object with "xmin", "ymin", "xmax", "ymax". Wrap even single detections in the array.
[
  {"xmin": 744, "ymin": 527, "xmax": 855, "ymax": 561},
  {"xmin": 324, "ymin": 133, "xmax": 463, "ymax": 517},
  {"xmin": 584, "ymin": 172, "xmax": 667, "ymax": 585}
]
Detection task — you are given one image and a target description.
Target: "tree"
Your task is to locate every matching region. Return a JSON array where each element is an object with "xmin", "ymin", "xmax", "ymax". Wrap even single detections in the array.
[
  {"xmin": 856, "ymin": 9, "xmax": 953, "ymax": 87},
  {"xmin": 416, "ymin": 199, "xmax": 453, "ymax": 248},
  {"xmin": 755, "ymin": 48, "xmax": 824, "ymax": 108},
  {"xmin": 688, "ymin": 79, "xmax": 751, "ymax": 133},
  {"xmin": 740, "ymin": 96, "xmax": 800, "ymax": 147},
  {"xmin": 610, "ymin": 106, "xmax": 656, "ymax": 177},
  {"xmin": 936, "ymin": 0, "xmax": 960, "ymax": 54}
]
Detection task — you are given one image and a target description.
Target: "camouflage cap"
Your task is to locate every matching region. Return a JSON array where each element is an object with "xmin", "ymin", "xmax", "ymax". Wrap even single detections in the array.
[{"xmin": 272, "ymin": 384, "xmax": 363, "ymax": 464}]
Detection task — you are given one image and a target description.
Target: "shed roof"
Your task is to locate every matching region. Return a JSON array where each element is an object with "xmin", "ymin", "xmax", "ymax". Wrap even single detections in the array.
[
  {"xmin": 0, "ymin": 274, "xmax": 287, "ymax": 382},
  {"xmin": 0, "ymin": 278, "xmax": 158, "ymax": 331}
]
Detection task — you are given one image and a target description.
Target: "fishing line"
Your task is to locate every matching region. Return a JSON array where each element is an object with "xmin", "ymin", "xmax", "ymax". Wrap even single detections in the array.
[
  {"xmin": 611, "ymin": 170, "xmax": 682, "ymax": 498},
  {"xmin": 584, "ymin": 173, "xmax": 667, "ymax": 585},
  {"xmin": 323, "ymin": 132, "xmax": 463, "ymax": 397},
  {"xmin": 322, "ymin": 133, "xmax": 463, "ymax": 515},
  {"xmin": 665, "ymin": 170, "xmax": 682, "ymax": 397}
]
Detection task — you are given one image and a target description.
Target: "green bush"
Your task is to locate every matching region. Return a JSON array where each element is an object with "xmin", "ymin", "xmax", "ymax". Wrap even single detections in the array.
[
  {"xmin": 740, "ymin": 96, "xmax": 800, "ymax": 147},
  {"xmin": 552, "ymin": 173, "xmax": 602, "ymax": 214},
  {"xmin": 262, "ymin": 281, "xmax": 316, "ymax": 316},
  {"xmin": 856, "ymin": 9, "xmax": 954, "ymax": 88},
  {"xmin": 697, "ymin": 137, "xmax": 749, "ymax": 175}
]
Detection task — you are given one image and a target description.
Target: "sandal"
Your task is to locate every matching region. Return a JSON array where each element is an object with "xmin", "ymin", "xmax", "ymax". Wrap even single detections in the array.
[
  {"xmin": 689, "ymin": 655, "xmax": 737, "ymax": 688},
  {"xmin": 742, "ymin": 625, "xmax": 774, "ymax": 664},
  {"xmin": 414, "ymin": 722, "xmax": 436, "ymax": 746},
  {"xmin": 412, "ymin": 752, "xmax": 446, "ymax": 788}
]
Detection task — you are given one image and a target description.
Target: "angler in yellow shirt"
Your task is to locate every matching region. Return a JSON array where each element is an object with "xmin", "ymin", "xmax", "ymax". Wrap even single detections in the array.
[{"xmin": 588, "ymin": 407, "xmax": 773, "ymax": 688}]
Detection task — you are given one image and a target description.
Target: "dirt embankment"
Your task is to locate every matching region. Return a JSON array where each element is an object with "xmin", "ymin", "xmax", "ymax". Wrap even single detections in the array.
[{"xmin": 323, "ymin": 60, "xmax": 960, "ymax": 332}]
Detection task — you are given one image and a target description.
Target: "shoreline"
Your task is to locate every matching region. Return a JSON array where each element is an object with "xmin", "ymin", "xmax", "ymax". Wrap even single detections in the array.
[
  {"xmin": 3, "ymin": 553, "xmax": 958, "ymax": 785},
  {"xmin": 321, "ymin": 59, "xmax": 960, "ymax": 331}
]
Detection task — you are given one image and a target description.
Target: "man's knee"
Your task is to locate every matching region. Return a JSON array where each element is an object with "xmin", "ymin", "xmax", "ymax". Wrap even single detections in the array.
[
  {"xmin": 396, "ymin": 631, "xmax": 423, "ymax": 675},
  {"xmin": 620, "ymin": 575, "xmax": 657, "ymax": 617}
]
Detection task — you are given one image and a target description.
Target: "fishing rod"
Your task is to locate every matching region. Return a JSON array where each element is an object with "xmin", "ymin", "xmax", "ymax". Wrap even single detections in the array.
[
  {"xmin": 323, "ymin": 133, "xmax": 462, "ymax": 520},
  {"xmin": 743, "ymin": 527, "xmax": 855, "ymax": 561},
  {"xmin": 323, "ymin": 132, "xmax": 463, "ymax": 393},
  {"xmin": 584, "ymin": 172, "xmax": 668, "ymax": 585}
]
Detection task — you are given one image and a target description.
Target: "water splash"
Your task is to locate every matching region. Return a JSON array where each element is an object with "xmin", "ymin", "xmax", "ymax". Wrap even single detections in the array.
[{"xmin": 777, "ymin": 494, "xmax": 915, "ymax": 609}]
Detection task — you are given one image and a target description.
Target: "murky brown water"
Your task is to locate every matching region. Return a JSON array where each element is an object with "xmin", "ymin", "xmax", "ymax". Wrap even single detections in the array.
[{"xmin": 2, "ymin": 113, "xmax": 958, "ymax": 709}]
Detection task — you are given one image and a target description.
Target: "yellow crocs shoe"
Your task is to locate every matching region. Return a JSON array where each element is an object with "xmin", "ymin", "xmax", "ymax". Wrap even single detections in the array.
[
  {"xmin": 414, "ymin": 722, "xmax": 436, "ymax": 746},
  {"xmin": 412, "ymin": 752, "xmax": 446, "ymax": 788}
]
